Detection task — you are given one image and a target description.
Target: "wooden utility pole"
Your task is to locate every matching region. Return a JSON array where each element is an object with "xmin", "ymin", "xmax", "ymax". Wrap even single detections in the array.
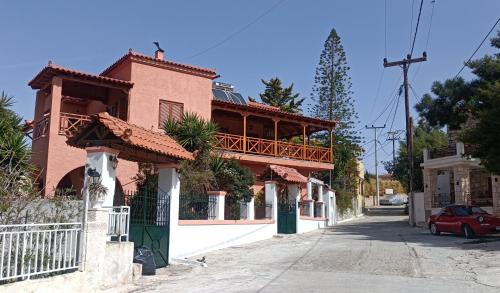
[
  {"xmin": 383, "ymin": 52, "xmax": 427, "ymax": 226},
  {"xmin": 366, "ymin": 124, "xmax": 386, "ymax": 206}
]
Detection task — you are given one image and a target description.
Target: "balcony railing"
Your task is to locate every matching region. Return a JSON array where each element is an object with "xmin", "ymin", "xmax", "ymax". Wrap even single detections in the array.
[
  {"xmin": 59, "ymin": 112, "xmax": 91, "ymax": 136},
  {"xmin": 33, "ymin": 115, "xmax": 50, "ymax": 140},
  {"xmin": 214, "ymin": 133, "xmax": 332, "ymax": 163}
]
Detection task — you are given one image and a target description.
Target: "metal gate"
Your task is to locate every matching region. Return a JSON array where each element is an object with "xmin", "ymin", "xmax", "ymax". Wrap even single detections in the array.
[
  {"xmin": 278, "ymin": 198, "xmax": 297, "ymax": 234},
  {"xmin": 124, "ymin": 189, "xmax": 170, "ymax": 268}
]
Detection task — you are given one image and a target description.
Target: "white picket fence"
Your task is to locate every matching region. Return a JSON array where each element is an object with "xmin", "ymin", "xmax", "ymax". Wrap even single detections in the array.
[{"xmin": 0, "ymin": 223, "xmax": 81, "ymax": 282}]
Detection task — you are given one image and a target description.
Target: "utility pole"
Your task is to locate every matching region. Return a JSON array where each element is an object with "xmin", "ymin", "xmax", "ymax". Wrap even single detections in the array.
[
  {"xmin": 387, "ymin": 131, "xmax": 401, "ymax": 169},
  {"xmin": 366, "ymin": 124, "xmax": 386, "ymax": 206},
  {"xmin": 383, "ymin": 52, "xmax": 427, "ymax": 226}
]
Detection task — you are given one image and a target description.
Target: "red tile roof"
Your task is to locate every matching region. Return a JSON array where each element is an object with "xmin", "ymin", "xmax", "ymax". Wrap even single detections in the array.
[
  {"xmin": 269, "ymin": 164, "xmax": 308, "ymax": 184},
  {"xmin": 100, "ymin": 50, "xmax": 217, "ymax": 79},
  {"xmin": 68, "ymin": 112, "xmax": 193, "ymax": 161},
  {"xmin": 28, "ymin": 62, "xmax": 133, "ymax": 90},
  {"xmin": 212, "ymin": 99, "xmax": 336, "ymax": 129}
]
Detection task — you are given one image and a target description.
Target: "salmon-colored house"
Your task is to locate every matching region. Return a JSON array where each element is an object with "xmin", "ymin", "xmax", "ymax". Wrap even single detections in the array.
[{"xmin": 27, "ymin": 48, "xmax": 335, "ymax": 200}]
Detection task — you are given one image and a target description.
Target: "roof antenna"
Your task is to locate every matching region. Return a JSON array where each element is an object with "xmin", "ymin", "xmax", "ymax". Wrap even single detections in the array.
[{"xmin": 153, "ymin": 41, "xmax": 164, "ymax": 53}]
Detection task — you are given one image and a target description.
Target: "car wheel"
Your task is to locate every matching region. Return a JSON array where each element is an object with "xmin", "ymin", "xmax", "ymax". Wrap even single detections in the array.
[
  {"xmin": 462, "ymin": 224, "xmax": 474, "ymax": 239},
  {"xmin": 430, "ymin": 223, "xmax": 440, "ymax": 235}
]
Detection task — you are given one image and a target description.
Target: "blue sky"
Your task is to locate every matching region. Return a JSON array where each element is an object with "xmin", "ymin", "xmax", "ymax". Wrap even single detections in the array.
[{"xmin": 1, "ymin": 0, "xmax": 499, "ymax": 174}]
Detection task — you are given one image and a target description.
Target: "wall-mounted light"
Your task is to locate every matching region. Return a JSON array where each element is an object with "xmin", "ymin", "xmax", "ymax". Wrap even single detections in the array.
[
  {"xmin": 87, "ymin": 168, "xmax": 101, "ymax": 183},
  {"xmin": 109, "ymin": 155, "xmax": 118, "ymax": 169}
]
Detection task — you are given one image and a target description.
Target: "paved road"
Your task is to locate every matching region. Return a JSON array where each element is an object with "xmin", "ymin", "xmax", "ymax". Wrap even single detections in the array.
[{"xmin": 129, "ymin": 207, "xmax": 500, "ymax": 293}]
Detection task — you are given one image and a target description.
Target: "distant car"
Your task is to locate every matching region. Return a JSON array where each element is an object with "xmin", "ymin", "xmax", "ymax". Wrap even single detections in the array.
[
  {"xmin": 379, "ymin": 194, "xmax": 408, "ymax": 206},
  {"xmin": 428, "ymin": 205, "xmax": 500, "ymax": 239}
]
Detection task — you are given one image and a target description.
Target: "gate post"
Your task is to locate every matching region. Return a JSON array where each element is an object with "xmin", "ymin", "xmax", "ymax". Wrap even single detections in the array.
[
  {"xmin": 317, "ymin": 184, "xmax": 324, "ymax": 218},
  {"xmin": 83, "ymin": 147, "xmax": 120, "ymax": 207},
  {"xmin": 287, "ymin": 184, "xmax": 300, "ymax": 233},
  {"xmin": 208, "ymin": 191, "xmax": 226, "ymax": 220},
  {"xmin": 157, "ymin": 165, "xmax": 180, "ymax": 263},
  {"xmin": 307, "ymin": 180, "xmax": 314, "ymax": 217},
  {"xmin": 265, "ymin": 181, "xmax": 278, "ymax": 221}
]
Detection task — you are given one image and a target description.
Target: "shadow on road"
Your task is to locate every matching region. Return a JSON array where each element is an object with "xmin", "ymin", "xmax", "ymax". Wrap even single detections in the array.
[{"xmin": 329, "ymin": 207, "xmax": 500, "ymax": 252}]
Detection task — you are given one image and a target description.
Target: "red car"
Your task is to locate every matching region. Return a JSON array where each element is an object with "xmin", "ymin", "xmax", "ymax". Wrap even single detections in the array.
[{"xmin": 428, "ymin": 205, "xmax": 500, "ymax": 239}]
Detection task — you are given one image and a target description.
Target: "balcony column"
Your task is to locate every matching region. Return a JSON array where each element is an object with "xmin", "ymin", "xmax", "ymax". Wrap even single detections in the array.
[
  {"xmin": 302, "ymin": 124, "xmax": 307, "ymax": 160},
  {"xmin": 273, "ymin": 118, "xmax": 279, "ymax": 156},
  {"xmin": 453, "ymin": 166, "xmax": 470, "ymax": 205},
  {"xmin": 242, "ymin": 113, "xmax": 248, "ymax": 153},
  {"xmin": 329, "ymin": 128, "xmax": 334, "ymax": 163},
  {"xmin": 44, "ymin": 76, "xmax": 63, "ymax": 196}
]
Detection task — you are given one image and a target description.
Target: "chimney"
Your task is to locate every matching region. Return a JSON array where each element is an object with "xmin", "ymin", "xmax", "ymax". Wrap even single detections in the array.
[{"xmin": 155, "ymin": 49, "xmax": 164, "ymax": 60}]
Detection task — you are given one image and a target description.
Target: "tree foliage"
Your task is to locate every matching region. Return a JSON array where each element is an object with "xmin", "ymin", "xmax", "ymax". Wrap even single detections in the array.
[
  {"xmin": 310, "ymin": 28, "xmax": 360, "ymax": 144},
  {"xmin": 309, "ymin": 28, "xmax": 361, "ymax": 207},
  {"xmin": 163, "ymin": 113, "xmax": 254, "ymax": 198},
  {"xmin": 415, "ymin": 31, "xmax": 500, "ymax": 173},
  {"xmin": 384, "ymin": 122, "xmax": 447, "ymax": 191},
  {"xmin": 250, "ymin": 77, "xmax": 304, "ymax": 113}
]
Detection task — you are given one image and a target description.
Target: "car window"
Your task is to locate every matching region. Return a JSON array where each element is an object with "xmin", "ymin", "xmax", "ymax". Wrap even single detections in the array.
[
  {"xmin": 470, "ymin": 207, "xmax": 488, "ymax": 214},
  {"xmin": 453, "ymin": 206, "xmax": 472, "ymax": 216},
  {"xmin": 441, "ymin": 207, "xmax": 452, "ymax": 216}
]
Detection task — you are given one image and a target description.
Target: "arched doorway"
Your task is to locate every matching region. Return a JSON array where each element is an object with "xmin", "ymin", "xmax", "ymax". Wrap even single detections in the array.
[{"xmin": 56, "ymin": 166, "xmax": 85, "ymax": 198}]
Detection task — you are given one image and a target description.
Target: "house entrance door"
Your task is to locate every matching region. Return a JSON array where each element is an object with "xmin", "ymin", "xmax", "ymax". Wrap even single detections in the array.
[{"xmin": 125, "ymin": 189, "xmax": 170, "ymax": 268}]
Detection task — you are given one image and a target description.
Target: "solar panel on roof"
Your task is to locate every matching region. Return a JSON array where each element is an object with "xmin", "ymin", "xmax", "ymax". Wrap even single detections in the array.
[
  {"xmin": 231, "ymin": 93, "xmax": 246, "ymax": 105},
  {"xmin": 212, "ymin": 89, "xmax": 230, "ymax": 102},
  {"xmin": 212, "ymin": 89, "xmax": 247, "ymax": 105}
]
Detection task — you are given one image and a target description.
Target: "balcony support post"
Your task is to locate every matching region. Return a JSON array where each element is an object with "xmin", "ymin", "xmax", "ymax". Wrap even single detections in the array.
[
  {"xmin": 242, "ymin": 113, "xmax": 248, "ymax": 153},
  {"xmin": 329, "ymin": 128, "xmax": 334, "ymax": 163},
  {"xmin": 273, "ymin": 118, "xmax": 279, "ymax": 157},
  {"xmin": 302, "ymin": 124, "xmax": 307, "ymax": 160}
]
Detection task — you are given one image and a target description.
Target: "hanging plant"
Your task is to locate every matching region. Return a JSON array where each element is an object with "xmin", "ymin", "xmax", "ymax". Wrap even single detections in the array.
[{"xmin": 88, "ymin": 179, "xmax": 108, "ymax": 203}]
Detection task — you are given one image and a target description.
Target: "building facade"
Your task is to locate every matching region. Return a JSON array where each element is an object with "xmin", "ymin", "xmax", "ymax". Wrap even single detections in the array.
[
  {"xmin": 27, "ymin": 48, "xmax": 335, "ymax": 201},
  {"xmin": 421, "ymin": 128, "xmax": 500, "ymax": 217}
]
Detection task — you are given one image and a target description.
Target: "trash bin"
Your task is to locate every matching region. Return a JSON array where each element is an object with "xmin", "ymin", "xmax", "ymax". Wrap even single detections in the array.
[{"xmin": 133, "ymin": 246, "xmax": 156, "ymax": 275}]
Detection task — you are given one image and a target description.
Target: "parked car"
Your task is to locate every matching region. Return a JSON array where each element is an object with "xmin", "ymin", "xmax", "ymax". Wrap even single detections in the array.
[
  {"xmin": 428, "ymin": 205, "xmax": 500, "ymax": 238},
  {"xmin": 379, "ymin": 194, "xmax": 408, "ymax": 206}
]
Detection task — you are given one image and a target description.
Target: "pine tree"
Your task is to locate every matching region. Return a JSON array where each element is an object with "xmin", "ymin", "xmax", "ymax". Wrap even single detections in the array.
[
  {"xmin": 310, "ymin": 29, "xmax": 360, "ymax": 144},
  {"xmin": 310, "ymin": 28, "xmax": 361, "ymax": 197},
  {"xmin": 251, "ymin": 77, "xmax": 304, "ymax": 113}
]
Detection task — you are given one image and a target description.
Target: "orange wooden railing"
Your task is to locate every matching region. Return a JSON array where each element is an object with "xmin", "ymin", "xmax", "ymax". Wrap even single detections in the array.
[
  {"xmin": 59, "ymin": 112, "xmax": 91, "ymax": 136},
  {"xmin": 33, "ymin": 114, "xmax": 50, "ymax": 140},
  {"xmin": 214, "ymin": 132, "xmax": 332, "ymax": 163}
]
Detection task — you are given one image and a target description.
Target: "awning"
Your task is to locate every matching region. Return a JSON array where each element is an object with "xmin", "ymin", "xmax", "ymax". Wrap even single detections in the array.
[{"xmin": 267, "ymin": 164, "xmax": 308, "ymax": 184}]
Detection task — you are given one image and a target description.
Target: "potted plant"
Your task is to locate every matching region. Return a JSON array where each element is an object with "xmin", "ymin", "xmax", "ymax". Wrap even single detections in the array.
[{"xmin": 87, "ymin": 179, "xmax": 108, "ymax": 209}]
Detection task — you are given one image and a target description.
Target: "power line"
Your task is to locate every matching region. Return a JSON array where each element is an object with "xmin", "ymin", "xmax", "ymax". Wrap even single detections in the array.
[
  {"xmin": 454, "ymin": 17, "xmax": 500, "ymax": 79},
  {"xmin": 388, "ymin": 90, "xmax": 402, "ymax": 132},
  {"xmin": 367, "ymin": 69, "xmax": 386, "ymax": 122},
  {"xmin": 409, "ymin": 0, "xmax": 415, "ymax": 52},
  {"xmin": 410, "ymin": 0, "xmax": 424, "ymax": 57},
  {"xmin": 183, "ymin": 0, "xmax": 287, "ymax": 60},
  {"xmin": 411, "ymin": 0, "xmax": 436, "ymax": 82}
]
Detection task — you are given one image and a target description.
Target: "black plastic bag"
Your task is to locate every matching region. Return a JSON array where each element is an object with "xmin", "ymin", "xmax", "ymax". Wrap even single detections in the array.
[{"xmin": 133, "ymin": 246, "xmax": 156, "ymax": 275}]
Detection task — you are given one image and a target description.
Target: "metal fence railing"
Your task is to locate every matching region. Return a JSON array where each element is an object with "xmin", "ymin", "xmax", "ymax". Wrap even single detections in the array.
[
  {"xmin": 254, "ymin": 202, "xmax": 272, "ymax": 219},
  {"xmin": 431, "ymin": 192, "xmax": 454, "ymax": 208},
  {"xmin": 179, "ymin": 196, "xmax": 217, "ymax": 220},
  {"xmin": 107, "ymin": 206, "xmax": 130, "ymax": 242},
  {"xmin": 300, "ymin": 202, "xmax": 311, "ymax": 216},
  {"xmin": 314, "ymin": 202, "xmax": 323, "ymax": 218},
  {"xmin": 0, "ymin": 223, "xmax": 81, "ymax": 282}
]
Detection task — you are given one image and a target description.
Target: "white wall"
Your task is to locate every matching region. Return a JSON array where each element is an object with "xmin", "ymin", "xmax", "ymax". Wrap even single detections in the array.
[
  {"xmin": 297, "ymin": 218, "xmax": 326, "ymax": 234},
  {"xmin": 170, "ymin": 222, "xmax": 277, "ymax": 259},
  {"xmin": 414, "ymin": 192, "xmax": 426, "ymax": 226}
]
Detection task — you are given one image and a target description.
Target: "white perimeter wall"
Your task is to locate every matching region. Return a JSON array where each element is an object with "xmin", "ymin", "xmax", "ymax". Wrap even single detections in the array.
[
  {"xmin": 170, "ymin": 222, "xmax": 277, "ymax": 259},
  {"xmin": 297, "ymin": 218, "xmax": 326, "ymax": 234}
]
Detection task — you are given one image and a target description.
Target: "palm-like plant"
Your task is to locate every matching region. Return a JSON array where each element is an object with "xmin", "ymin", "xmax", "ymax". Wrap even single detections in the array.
[
  {"xmin": 163, "ymin": 112, "xmax": 218, "ymax": 154},
  {"xmin": 0, "ymin": 92, "xmax": 30, "ymax": 173}
]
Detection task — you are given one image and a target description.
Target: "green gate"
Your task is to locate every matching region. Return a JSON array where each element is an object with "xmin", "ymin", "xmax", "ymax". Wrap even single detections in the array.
[
  {"xmin": 278, "ymin": 199, "xmax": 297, "ymax": 234},
  {"xmin": 125, "ymin": 189, "xmax": 170, "ymax": 268}
]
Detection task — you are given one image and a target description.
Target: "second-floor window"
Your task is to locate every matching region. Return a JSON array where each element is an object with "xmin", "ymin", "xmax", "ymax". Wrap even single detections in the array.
[{"xmin": 159, "ymin": 99, "xmax": 184, "ymax": 128}]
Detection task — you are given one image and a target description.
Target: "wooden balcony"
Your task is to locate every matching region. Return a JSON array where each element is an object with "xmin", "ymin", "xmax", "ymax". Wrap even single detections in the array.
[
  {"xmin": 214, "ymin": 133, "xmax": 332, "ymax": 163},
  {"xmin": 33, "ymin": 114, "xmax": 50, "ymax": 140},
  {"xmin": 59, "ymin": 112, "xmax": 91, "ymax": 136}
]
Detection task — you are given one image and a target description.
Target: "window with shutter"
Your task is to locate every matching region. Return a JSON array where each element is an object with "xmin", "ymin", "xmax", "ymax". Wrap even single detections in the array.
[{"xmin": 159, "ymin": 100, "xmax": 184, "ymax": 127}]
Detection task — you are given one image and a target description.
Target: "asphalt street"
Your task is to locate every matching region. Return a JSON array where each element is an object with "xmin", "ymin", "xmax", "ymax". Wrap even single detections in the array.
[{"xmin": 127, "ymin": 207, "xmax": 500, "ymax": 293}]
